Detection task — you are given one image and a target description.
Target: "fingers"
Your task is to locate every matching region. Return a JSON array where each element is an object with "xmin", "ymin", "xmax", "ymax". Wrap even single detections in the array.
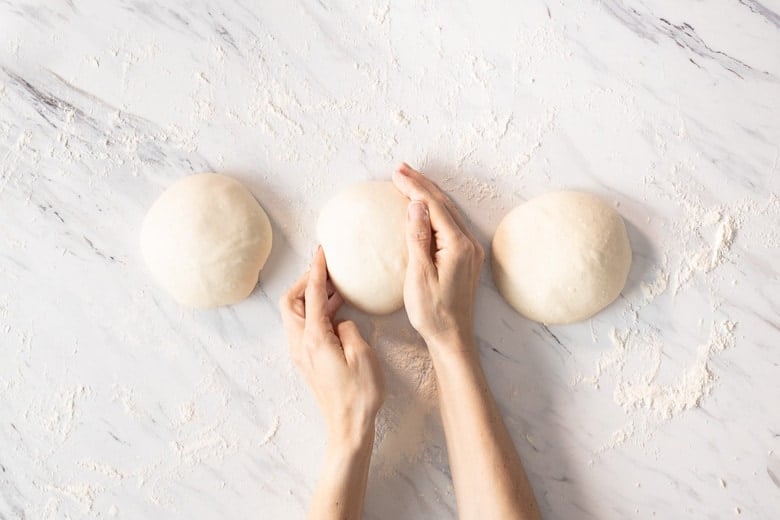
[
  {"xmin": 334, "ymin": 320, "xmax": 361, "ymax": 344},
  {"xmin": 304, "ymin": 246, "xmax": 330, "ymax": 325},
  {"xmin": 280, "ymin": 271, "xmax": 307, "ymax": 360},
  {"xmin": 280, "ymin": 270, "xmax": 308, "ymax": 318},
  {"xmin": 281, "ymin": 252, "xmax": 343, "ymax": 323},
  {"xmin": 280, "ymin": 271, "xmax": 307, "ymax": 367},
  {"xmin": 405, "ymin": 200, "xmax": 436, "ymax": 280},
  {"xmin": 393, "ymin": 169, "xmax": 462, "ymax": 245},
  {"xmin": 284, "ymin": 249, "xmax": 350, "ymax": 374},
  {"xmin": 396, "ymin": 162, "xmax": 436, "ymax": 191},
  {"xmin": 335, "ymin": 320, "xmax": 372, "ymax": 365},
  {"xmin": 393, "ymin": 164, "xmax": 480, "ymax": 248},
  {"xmin": 336, "ymin": 321, "xmax": 383, "ymax": 405},
  {"xmin": 325, "ymin": 285, "xmax": 344, "ymax": 317},
  {"xmin": 394, "ymin": 163, "xmax": 475, "ymax": 240}
]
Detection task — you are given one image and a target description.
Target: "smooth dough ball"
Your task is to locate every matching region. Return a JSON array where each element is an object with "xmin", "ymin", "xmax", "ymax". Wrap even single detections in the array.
[
  {"xmin": 140, "ymin": 173, "xmax": 273, "ymax": 308},
  {"xmin": 491, "ymin": 191, "xmax": 631, "ymax": 324},
  {"xmin": 317, "ymin": 181, "xmax": 408, "ymax": 315}
]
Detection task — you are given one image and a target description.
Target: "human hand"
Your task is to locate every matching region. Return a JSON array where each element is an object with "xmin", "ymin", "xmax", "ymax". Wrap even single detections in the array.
[
  {"xmin": 392, "ymin": 163, "xmax": 485, "ymax": 350},
  {"xmin": 280, "ymin": 247, "xmax": 384, "ymax": 447}
]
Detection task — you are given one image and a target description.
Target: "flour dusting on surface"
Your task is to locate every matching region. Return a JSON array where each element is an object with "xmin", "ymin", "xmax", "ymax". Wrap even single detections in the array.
[
  {"xmin": 369, "ymin": 319, "xmax": 438, "ymax": 477},
  {"xmin": 1, "ymin": 2, "xmax": 779, "ymax": 519},
  {"xmin": 579, "ymin": 163, "xmax": 780, "ymax": 452}
]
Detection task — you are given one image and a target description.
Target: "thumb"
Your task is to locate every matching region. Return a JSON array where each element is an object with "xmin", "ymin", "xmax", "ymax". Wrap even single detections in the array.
[{"xmin": 406, "ymin": 200, "xmax": 434, "ymax": 274}]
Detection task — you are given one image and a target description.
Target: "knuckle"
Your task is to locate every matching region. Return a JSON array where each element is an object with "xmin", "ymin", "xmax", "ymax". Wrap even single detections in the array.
[
  {"xmin": 475, "ymin": 242, "xmax": 486, "ymax": 260},
  {"xmin": 341, "ymin": 319, "xmax": 357, "ymax": 330},
  {"xmin": 441, "ymin": 195, "xmax": 457, "ymax": 211},
  {"xmin": 431, "ymin": 190, "xmax": 447, "ymax": 203},
  {"xmin": 347, "ymin": 334, "xmax": 367, "ymax": 351},
  {"xmin": 410, "ymin": 187, "xmax": 430, "ymax": 202},
  {"xmin": 408, "ymin": 265, "xmax": 432, "ymax": 288},
  {"xmin": 409, "ymin": 228, "xmax": 431, "ymax": 242},
  {"xmin": 317, "ymin": 316, "xmax": 333, "ymax": 330},
  {"xmin": 453, "ymin": 237, "xmax": 474, "ymax": 255}
]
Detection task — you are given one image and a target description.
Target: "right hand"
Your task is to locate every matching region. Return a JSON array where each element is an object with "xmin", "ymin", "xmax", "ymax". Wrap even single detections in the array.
[{"xmin": 392, "ymin": 163, "xmax": 485, "ymax": 349}]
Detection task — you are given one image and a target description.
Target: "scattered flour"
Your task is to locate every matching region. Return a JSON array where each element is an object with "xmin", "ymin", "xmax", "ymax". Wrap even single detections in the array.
[
  {"xmin": 580, "ymin": 162, "xmax": 780, "ymax": 452},
  {"xmin": 2, "ymin": 5, "xmax": 777, "ymax": 517},
  {"xmin": 638, "ymin": 257, "xmax": 670, "ymax": 303},
  {"xmin": 370, "ymin": 319, "xmax": 438, "ymax": 477},
  {"xmin": 111, "ymin": 384, "xmax": 145, "ymax": 419},
  {"xmin": 709, "ymin": 214, "xmax": 737, "ymax": 272},
  {"xmin": 177, "ymin": 401, "xmax": 196, "ymax": 425},
  {"xmin": 45, "ymin": 481, "xmax": 103, "ymax": 514},
  {"xmin": 77, "ymin": 461, "xmax": 125, "ymax": 481},
  {"xmin": 44, "ymin": 384, "xmax": 93, "ymax": 440},
  {"xmin": 442, "ymin": 173, "xmax": 500, "ymax": 203},
  {"xmin": 611, "ymin": 320, "xmax": 735, "ymax": 420},
  {"xmin": 258, "ymin": 415, "xmax": 281, "ymax": 446},
  {"xmin": 170, "ymin": 428, "xmax": 235, "ymax": 467}
]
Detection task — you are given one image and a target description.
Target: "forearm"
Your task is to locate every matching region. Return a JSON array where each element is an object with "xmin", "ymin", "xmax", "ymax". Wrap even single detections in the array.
[
  {"xmin": 309, "ymin": 430, "xmax": 375, "ymax": 520},
  {"xmin": 429, "ymin": 335, "xmax": 540, "ymax": 520}
]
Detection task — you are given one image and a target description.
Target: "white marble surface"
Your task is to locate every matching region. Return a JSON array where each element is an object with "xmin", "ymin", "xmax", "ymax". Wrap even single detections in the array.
[{"xmin": 1, "ymin": 1, "xmax": 780, "ymax": 518}]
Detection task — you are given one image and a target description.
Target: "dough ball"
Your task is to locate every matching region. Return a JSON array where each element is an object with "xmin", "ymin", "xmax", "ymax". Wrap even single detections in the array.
[
  {"xmin": 140, "ymin": 173, "xmax": 273, "ymax": 308},
  {"xmin": 317, "ymin": 181, "xmax": 408, "ymax": 315},
  {"xmin": 491, "ymin": 191, "xmax": 631, "ymax": 324}
]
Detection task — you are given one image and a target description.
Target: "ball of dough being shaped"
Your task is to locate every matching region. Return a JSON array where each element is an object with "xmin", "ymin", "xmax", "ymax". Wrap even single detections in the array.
[
  {"xmin": 317, "ymin": 181, "xmax": 409, "ymax": 315},
  {"xmin": 140, "ymin": 173, "xmax": 273, "ymax": 308},
  {"xmin": 491, "ymin": 191, "xmax": 631, "ymax": 325}
]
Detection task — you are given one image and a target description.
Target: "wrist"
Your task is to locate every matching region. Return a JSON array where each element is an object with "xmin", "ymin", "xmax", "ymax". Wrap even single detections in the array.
[
  {"xmin": 327, "ymin": 421, "xmax": 376, "ymax": 455},
  {"xmin": 425, "ymin": 332, "xmax": 484, "ymax": 372},
  {"xmin": 424, "ymin": 328, "xmax": 476, "ymax": 356}
]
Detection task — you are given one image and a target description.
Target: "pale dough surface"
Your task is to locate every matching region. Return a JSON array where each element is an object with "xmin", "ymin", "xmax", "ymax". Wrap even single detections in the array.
[
  {"xmin": 491, "ymin": 191, "xmax": 632, "ymax": 324},
  {"xmin": 317, "ymin": 181, "xmax": 408, "ymax": 315},
  {"xmin": 140, "ymin": 173, "xmax": 273, "ymax": 308}
]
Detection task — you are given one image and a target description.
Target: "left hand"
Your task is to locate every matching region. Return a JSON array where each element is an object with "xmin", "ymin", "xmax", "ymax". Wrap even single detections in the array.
[{"xmin": 279, "ymin": 247, "xmax": 385, "ymax": 447}]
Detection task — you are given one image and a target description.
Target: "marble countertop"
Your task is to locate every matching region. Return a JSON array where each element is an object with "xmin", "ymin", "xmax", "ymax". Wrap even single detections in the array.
[{"xmin": 2, "ymin": 1, "xmax": 779, "ymax": 518}]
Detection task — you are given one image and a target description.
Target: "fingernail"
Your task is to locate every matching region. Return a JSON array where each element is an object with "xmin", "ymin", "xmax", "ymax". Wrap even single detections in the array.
[{"xmin": 409, "ymin": 201, "xmax": 428, "ymax": 221}]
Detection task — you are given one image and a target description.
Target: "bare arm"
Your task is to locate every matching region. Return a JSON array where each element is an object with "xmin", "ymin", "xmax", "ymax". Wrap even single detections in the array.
[
  {"xmin": 430, "ymin": 337, "xmax": 540, "ymax": 519},
  {"xmin": 393, "ymin": 163, "xmax": 541, "ymax": 520},
  {"xmin": 309, "ymin": 432, "xmax": 374, "ymax": 520},
  {"xmin": 280, "ymin": 247, "xmax": 384, "ymax": 520}
]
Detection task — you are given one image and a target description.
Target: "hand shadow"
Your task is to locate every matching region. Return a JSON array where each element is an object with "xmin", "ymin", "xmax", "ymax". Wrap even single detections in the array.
[
  {"xmin": 474, "ymin": 282, "xmax": 599, "ymax": 519},
  {"xmin": 225, "ymin": 169, "xmax": 297, "ymax": 296},
  {"xmin": 336, "ymin": 307, "xmax": 457, "ymax": 520}
]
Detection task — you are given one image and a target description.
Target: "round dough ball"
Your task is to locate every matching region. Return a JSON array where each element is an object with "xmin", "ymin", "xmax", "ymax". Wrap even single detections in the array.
[
  {"xmin": 317, "ymin": 181, "xmax": 408, "ymax": 315},
  {"xmin": 140, "ymin": 173, "xmax": 273, "ymax": 308},
  {"xmin": 491, "ymin": 191, "xmax": 631, "ymax": 324}
]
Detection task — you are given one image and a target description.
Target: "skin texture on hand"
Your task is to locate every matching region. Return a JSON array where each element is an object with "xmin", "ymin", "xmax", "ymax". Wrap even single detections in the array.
[
  {"xmin": 279, "ymin": 166, "xmax": 540, "ymax": 520},
  {"xmin": 393, "ymin": 163, "xmax": 542, "ymax": 520},
  {"xmin": 279, "ymin": 247, "xmax": 384, "ymax": 520},
  {"xmin": 392, "ymin": 163, "xmax": 485, "ymax": 348}
]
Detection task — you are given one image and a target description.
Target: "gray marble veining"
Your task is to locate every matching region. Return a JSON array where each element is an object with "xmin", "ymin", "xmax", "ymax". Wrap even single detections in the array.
[{"xmin": 1, "ymin": 1, "xmax": 779, "ymax": 518}]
